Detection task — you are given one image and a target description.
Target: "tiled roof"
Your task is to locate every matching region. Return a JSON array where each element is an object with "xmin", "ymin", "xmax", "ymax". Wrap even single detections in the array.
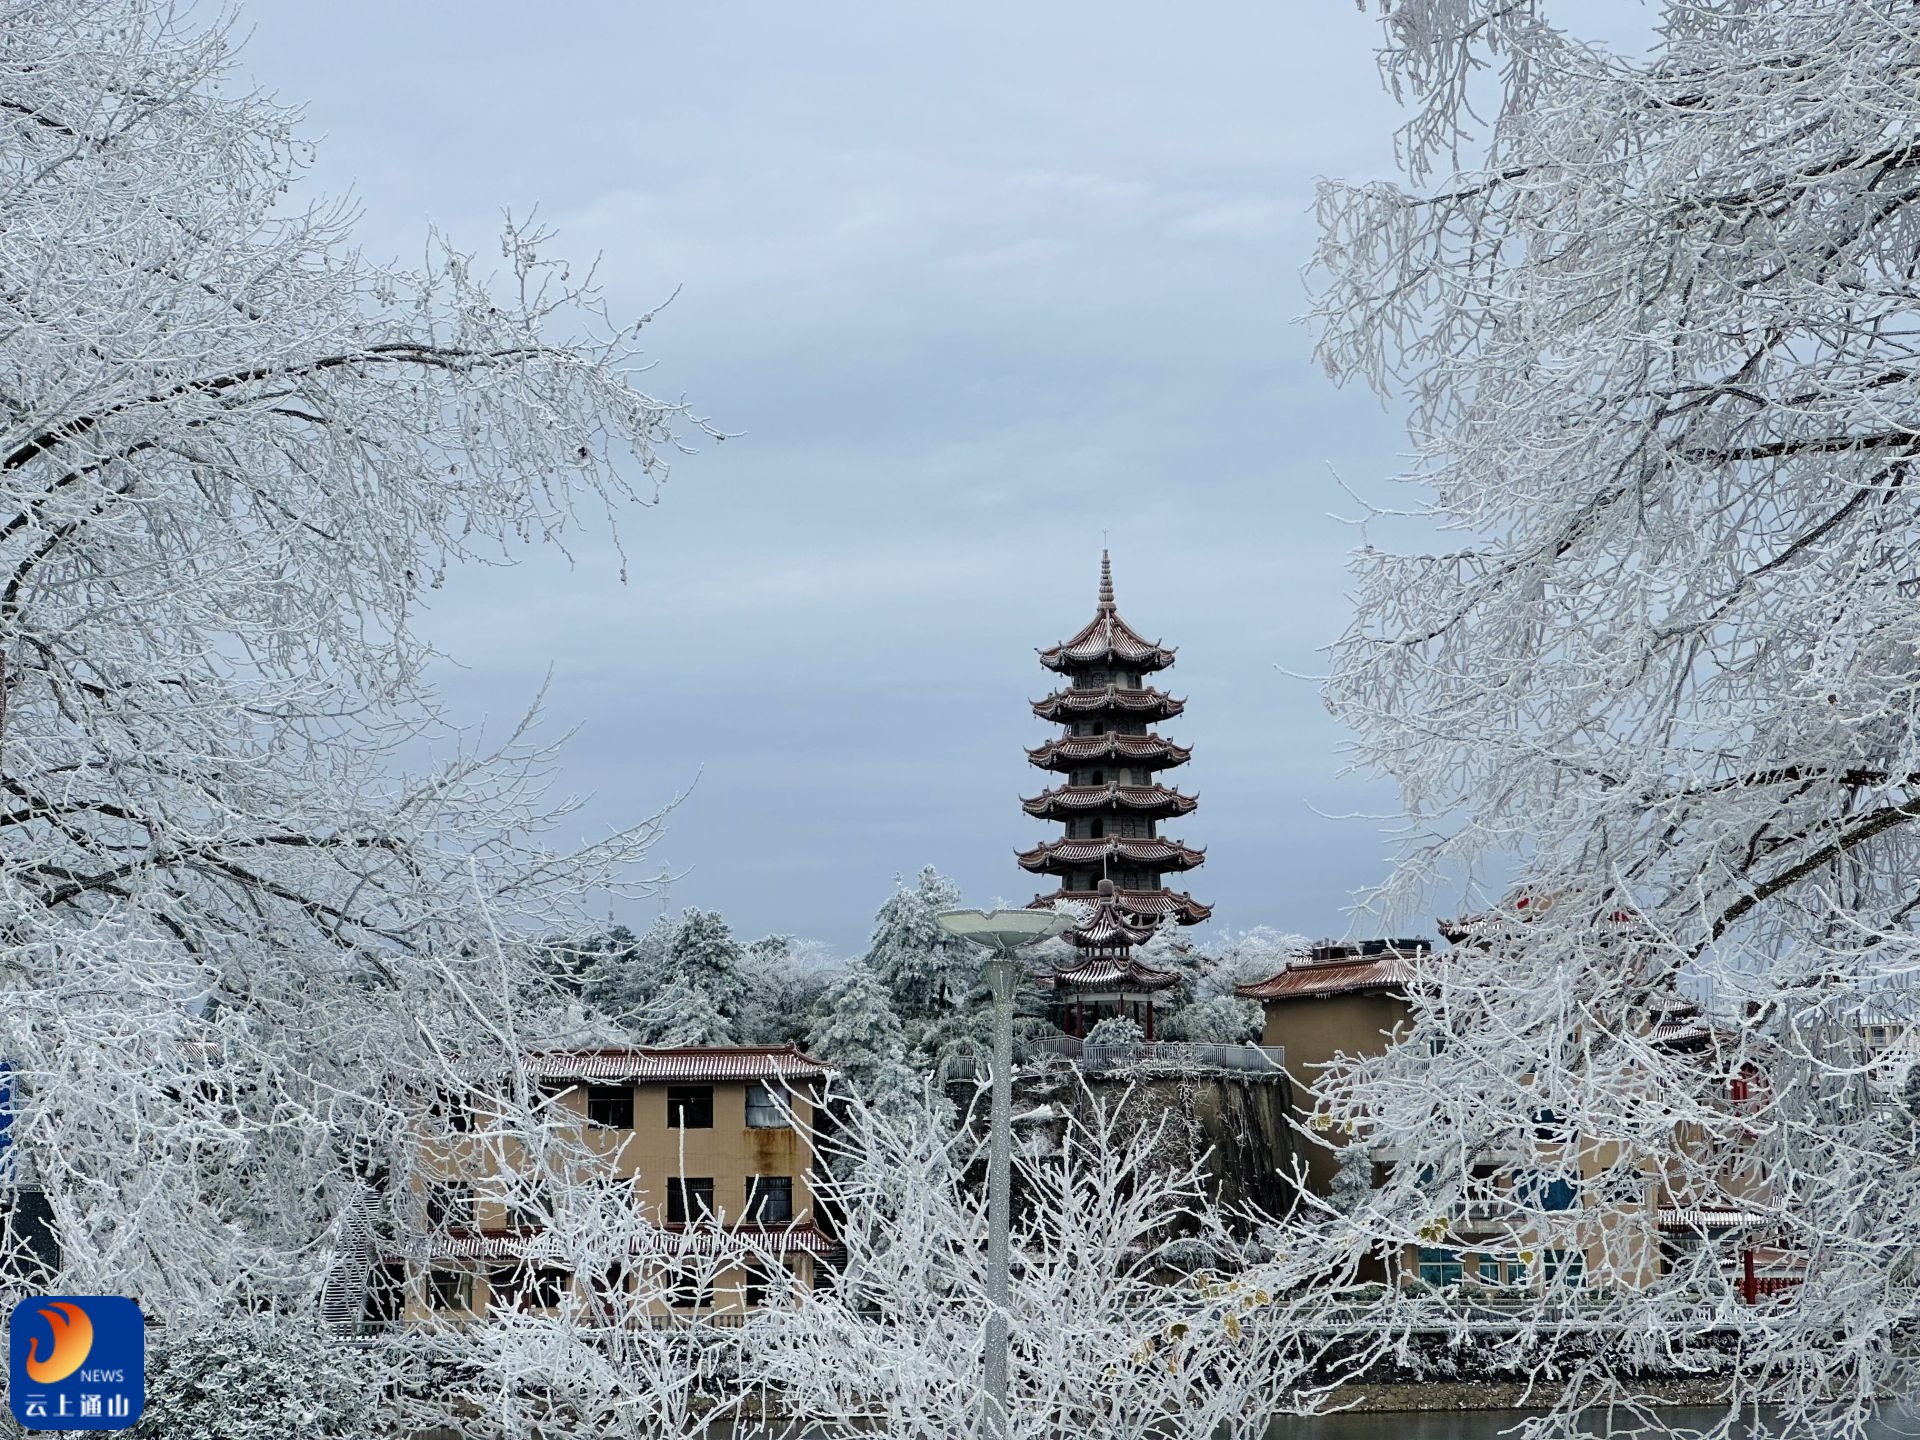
[
  {"xmin": 1020, "ymin": 782, "xmax": 1198, "ymax": 820},
  {"xmin": 1026, "ymin": 732, "xmax": 1192, "ymax": 771},
  {"xmin": 526, "ymin": 1046, "xmax": 830, "ymax": 1084},
  {"xmin": 1234, "ymin": 949, "xmax": 1427, "ymax": 1001},
  {"xmin": 1049, "ymin": 955, "xmax": 1182, "ymax": 992},
  {"xmin": 412, "ymin": 1223, "xmax": 838, "ymax": 1261},
  {"xmin": 1031, "ymin": 685, "xmax": 1185, "ymax": 722},
  {"xmin": 1056, "ymin": 879, "xmax": 1163, "ymax": 953},
  {"xmin": 1038, "ymin": 554, "xmax": 1178, "ymax": 674},
  {"xmin": 1029, "ymin": 886, "xmax": 1213, "ymax": 924},
  {"xmin": 1016, "ymin": 834, "xmax": 1205, "ymax": 874}
]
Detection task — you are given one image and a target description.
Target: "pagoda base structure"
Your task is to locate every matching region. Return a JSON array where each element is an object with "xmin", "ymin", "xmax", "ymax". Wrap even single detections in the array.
[{"xmin": 1041, "ymin": 880, "xmax": 1181, "ymax": 1038}]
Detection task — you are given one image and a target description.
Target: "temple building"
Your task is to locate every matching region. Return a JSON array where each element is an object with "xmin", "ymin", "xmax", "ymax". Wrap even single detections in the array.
[{"xmin": 1021, "ymin": 552, "xmax": 1209, "ymax": 1036}]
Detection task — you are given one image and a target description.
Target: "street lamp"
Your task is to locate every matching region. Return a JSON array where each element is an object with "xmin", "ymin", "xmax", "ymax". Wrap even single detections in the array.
[{"xmin": 935, "ymin": 907, "xmax": 1075, "ymax": 1440}]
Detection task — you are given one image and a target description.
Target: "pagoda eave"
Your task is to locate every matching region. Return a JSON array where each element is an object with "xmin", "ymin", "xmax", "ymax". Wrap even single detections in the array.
[
  {"xmin": 1015, "ymin": 836, "xmax": 1206, "ymax": 875},
  {"xmin": 1025, "ymin": 733, "xmax": 1193, "ymax": 772},
  {"xmin": 1030, "ymin": 686, "xmax": 1186, "ymax": 723},
  {"xmin": 1030, "ymin": 886, "xmax": 1213, "ymax": 925},
  {"xmin": 1019, "ymin": 783, "xmax": 1198, "ymax": 820},
  {"xmin": 1048, "ymin": 957, "xmax": 1182, "ymax": 993}
]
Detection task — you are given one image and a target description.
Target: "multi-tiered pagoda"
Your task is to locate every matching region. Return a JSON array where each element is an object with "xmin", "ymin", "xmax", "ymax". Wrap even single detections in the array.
[{"xmin": 1020, "ymin": 552, "xmax": 1209, "ymax": 1036}]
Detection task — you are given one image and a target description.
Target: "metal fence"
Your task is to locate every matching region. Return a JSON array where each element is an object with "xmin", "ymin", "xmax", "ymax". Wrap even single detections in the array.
[{"xmin": 942, "ymin": 1038, "xmax": 1286, "ymax": 1080}]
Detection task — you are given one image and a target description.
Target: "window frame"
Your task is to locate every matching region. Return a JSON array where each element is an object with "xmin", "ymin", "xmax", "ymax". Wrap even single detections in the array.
[
  {"xmin": 666, "ymin": 1176, "xmax": 716, "ymax": 1225},
  {"xmin": 426, "ymin": 1266, "xmax": 473, "ymax": 1313},
  {"xmin": 746, "ymin": 1175, "xmax": 794, "ymax": 1224},
  {"xmin": 745, "ymin": 1080, "xmax": 787, "ymax": 1129},
  {"xmin": 667, "ymin": 1085, "xmax": 714, "ymax": 1129},
  {"xmin": 586, "ymin": 1083, "xmax": 635, "ymax": 1129},
  {"xmin": 666, "ymin": 1262, "xmax": 713, "ymax": 1309},
  {"xmin": 1416, "ymin": 1246, "xmax": 1464, "ymax": 1288}
]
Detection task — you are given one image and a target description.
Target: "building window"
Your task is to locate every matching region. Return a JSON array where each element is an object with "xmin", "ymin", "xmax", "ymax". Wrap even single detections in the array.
[
  {"xmin": 742, "ymin": 1257, "xmax": 788, "ymax": 1308},
  {"xmin": 423, "ymin": 1181, "xmax": 472, "ymax": 1232},
  {"xmin": 667, "ymin": 1177, "xmax": 716, "ymax": 1224},
  {"xmin": 746, "ymin": 1176, "xmax": 794, "ymax": 1224},
  {"xmin": 427, "ymin": 1267, "xmax": 473, "ymax": 1312},
  {"xmin": 435, "ymin": 1088, "xmax": 475, "ymax": 1133},
  {"xmin": 668, "ymin": 1086, "xmax": 714, "ymax": 1129},
  {"xmin": 745, "ymin": 1081, "xmax": 786, "ymax": 1129},
  {"xmin": 666, "ymin": 1263, "xmax": 712, "ymax": 1309},
  {"xmin": 1544, "ymin": 1249, "xmax": 1585, "ymax": 1289},
  {"xmin": 1091, "ymin": 769, "xmax": 1105, "ymax": 785},
  {"xmin": 365, "ymin": 1262, "xmax": 406, "ymax": 1327},
  {"xmin": 1417, "ymin": 1247, "xmax": 1463, "ymax": 1287},
  {"xmin": 1519, "ymin": 1173, "xmax": 1578, "ymax": 1212},
  {"xmin": 1472, "ymin": 1254, "xmax": 1523, "ymax": 1288},
  {"xmin": 587, "ymin": 1084, "xmax": 634, "ymax": 1129},
  {"xmin": 491, "ymin": 1265, "xmax": 570, "ymax": 1312},
  {"xmin": 1089, "ymin": 818, "xmax": 1105, "ymax": 838}
]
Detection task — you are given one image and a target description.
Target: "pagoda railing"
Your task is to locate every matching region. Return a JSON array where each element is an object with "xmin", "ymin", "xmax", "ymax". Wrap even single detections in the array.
[{"xmin": 996, "ymin": 1036, "xmax": 1286, "ymax": 1075}]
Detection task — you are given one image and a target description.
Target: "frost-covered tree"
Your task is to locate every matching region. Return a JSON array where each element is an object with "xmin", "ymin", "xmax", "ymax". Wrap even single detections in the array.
[
  {"xmin": 1295, "ymin": 2, "xmax": 1920, "ymax": 1433},
  {"xmin": 0, "ymin": 0, "xmax": 694, "ymax": 1329},
  {"xmin": 863, "ymin": 866, "xmax": 969, "ymax": 1028},
  {"xmin": 736, "ymin": 934, "xmax": 838, "ymax": 1047},
  {"xmin": 749, "ymin": 1079, "xmax": 1304, "ymax": 1440},
  {"xmin": 130, "ymin": 1318, "xmax": 379, "ymax": 1440},
  {"xmin": 1165, "ymin": 993, "xmax": 1258, "ymax": 1045},
  {"xmin": 806, "ymin": 961, "xmax": 919, "ymax": 1112},
  {"xmin": 636, "ymin": 973, "xmax": 735, "ymax": 1047},
  {"xmin": 1328, "ymin": 1144, "xmax": 1372, "ymax": 1219},
  {"xmin": 1084, "ymin": 1013, "xmax": 1144, "ymax": 1047}
]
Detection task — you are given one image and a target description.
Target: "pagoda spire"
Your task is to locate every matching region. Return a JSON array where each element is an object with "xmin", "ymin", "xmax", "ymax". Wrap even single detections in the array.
[{"xmin": 1098, "ymin": 548, "xmax": 1115, "ymax": 610}]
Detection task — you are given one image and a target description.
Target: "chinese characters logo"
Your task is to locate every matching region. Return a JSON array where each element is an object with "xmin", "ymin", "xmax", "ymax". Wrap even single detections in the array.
[{"xmin": 8, "ymin": 1296, "xmax": 143, "ymax": 1430}]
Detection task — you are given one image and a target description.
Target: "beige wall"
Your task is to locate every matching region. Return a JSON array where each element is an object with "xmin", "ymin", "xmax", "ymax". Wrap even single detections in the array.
[
  {"xmin": 403, "ymin": 1076, "xmax": 822, "ymax": 1326},
  {"xmin": 1259, "ymin": 990, "xmax": 1413, "ymax": 1198}
]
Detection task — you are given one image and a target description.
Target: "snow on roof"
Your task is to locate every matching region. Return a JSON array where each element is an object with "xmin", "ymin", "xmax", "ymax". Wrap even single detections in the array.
[
  {"xmin": 411, "ymin": 1223, "xmax": 839, "ymax": 1262},
  {"xmin": 526, "ymin": 1046, "xmax": 830, "ymax": 1084}
]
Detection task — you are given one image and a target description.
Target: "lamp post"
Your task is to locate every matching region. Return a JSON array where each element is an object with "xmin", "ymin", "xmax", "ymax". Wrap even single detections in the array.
[{"xmin": 935, "ymin": 907, "xmax": 1075, "ymax": 1440}]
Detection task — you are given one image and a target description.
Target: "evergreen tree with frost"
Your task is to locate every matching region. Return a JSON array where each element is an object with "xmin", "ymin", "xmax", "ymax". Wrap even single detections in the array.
[
  {"xmin": 133, "ymin": 1317, "xmax": 377, "ymax": 1439},
  {"xmin": 664, "ymin": 908, "xmax": 750, "ymax": 1023},
  {"xmin": 580, "ymin": 913, "xmax": 676, "ymax": 1029},
  {"xmin": 737, "ymin": 935, "xmax": 837, "ymax": 1047},
  {"xmin": 1085, "ymin": 1014, "xmax": 1144, "ymax": 1046},
  {"xmin": 808, "ymin": 961, "xmax": 919, "ymax": 1110},
  {"xmin": 639, "ymin": 973, "xmax": 736, "ymax": 1047},
  {"xmin": 1329, "ymin": 1143, "xmax": 1373, "ymax": 1217},
  {"xmin": 1166, "ymin": 993, "xmax": 1260, "ymax": 1044},
  {"xmin": 863, "ymin": 867, "xmax": 969, "ymax": 1025}
]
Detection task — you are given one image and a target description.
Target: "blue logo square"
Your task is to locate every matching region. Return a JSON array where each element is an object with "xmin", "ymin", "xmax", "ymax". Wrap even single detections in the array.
[{"xmin": 7, "ymin": 1296, "xmax": 144, "ymax": 1430}]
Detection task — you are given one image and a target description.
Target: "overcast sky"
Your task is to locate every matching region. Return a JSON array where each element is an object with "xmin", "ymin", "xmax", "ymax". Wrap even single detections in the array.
[{"xmin": 237, "ymin": 3, "xmax": 1432, "ymax": 955}]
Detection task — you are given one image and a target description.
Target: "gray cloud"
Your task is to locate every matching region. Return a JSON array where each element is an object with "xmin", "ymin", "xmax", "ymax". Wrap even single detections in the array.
[{"xmin": 241, "ymin": 1, "xmax": 1428, "ymax": 952}]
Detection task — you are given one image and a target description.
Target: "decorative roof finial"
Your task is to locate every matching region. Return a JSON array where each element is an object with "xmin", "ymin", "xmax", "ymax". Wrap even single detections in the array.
[{"xmin": 1098, "ymin": 548, "xmax": 1114, "ymax": 610}]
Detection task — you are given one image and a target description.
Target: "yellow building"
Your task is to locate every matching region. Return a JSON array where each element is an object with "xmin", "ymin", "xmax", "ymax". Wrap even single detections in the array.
[
  {"xmin": 1237, "ymin": 944, "xmax": 1778, "ymax": 1300},
  {"xmin": 392, "ymin": 1045, "xmax": 834, "ymax": 1328}
]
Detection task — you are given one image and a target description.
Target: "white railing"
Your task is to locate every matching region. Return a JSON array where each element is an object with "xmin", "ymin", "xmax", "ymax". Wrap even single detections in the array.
[{"xmin": 942, "ymin": 1038, "xmax": 1286, "ymax": 1077}]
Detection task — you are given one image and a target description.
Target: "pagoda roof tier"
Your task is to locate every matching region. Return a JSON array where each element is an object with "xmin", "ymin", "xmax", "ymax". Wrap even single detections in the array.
[
  {"xmin": 1015, "ymin": 834, "xmax": 1205, "ymax": 875},
  {"xmin": 1048, "ymin": 954, "xmax": 1183, "ymax": 992},
  {"xmin": 1029, "ymin": 885, "xmax": 1213, "ymax": 925},
  {"xmin": 1061, "ymin": 880, "xmax": 1159, "ymax": 950},
  {"xmin": 1020, "ymin": 782, "xmax": 1198, "ymax": 821},
  {"xmin": 1031, "ymin": 685, "xmax": 1185, "ymax": 723},
  {"xmin": 1026, "ymin": 732, "xmax": 1192, "ymax": 772},
  {"xmin": 1038, "ymin": 554, "xmax": 1177, "ymax": 674}
]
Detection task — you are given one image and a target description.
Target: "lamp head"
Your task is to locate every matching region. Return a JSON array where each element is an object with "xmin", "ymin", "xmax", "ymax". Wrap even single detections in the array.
[{"xmin": 936, "ymin": 908, "xmax": 1074, "ymax": 955}]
